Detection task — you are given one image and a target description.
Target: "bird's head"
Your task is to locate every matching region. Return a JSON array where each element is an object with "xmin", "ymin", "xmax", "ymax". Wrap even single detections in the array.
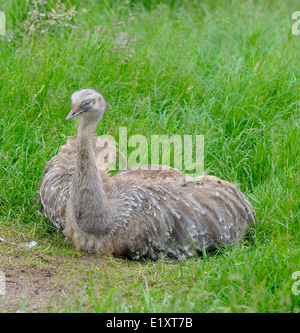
[{"xmin": 65, "ymin": 88, "xmax": 107, "ymax": 123}]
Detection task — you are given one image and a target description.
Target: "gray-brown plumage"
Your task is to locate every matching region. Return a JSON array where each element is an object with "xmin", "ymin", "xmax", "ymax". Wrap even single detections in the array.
[
  {"xmin": 114, "ymin": 164, "xmax": 194, "ymax": 183},
  {"xmin": 40, "ymin": 88, "xmax": 255, "ymax": 260},
  {"xmin": 39, "ymin": 137, "xmax": 121, "ymax": 230},
  {"xmin": 39, "ymin": 143, "xmax": 183, "ymax": 231}
]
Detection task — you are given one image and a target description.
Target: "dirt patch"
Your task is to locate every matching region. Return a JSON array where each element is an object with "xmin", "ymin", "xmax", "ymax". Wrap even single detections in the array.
[
  {"xmin": 0, "ymin": 227, "xmax": 130, "ymax": 313},
  {"xmin": 0, "ymin": 248, "xmax": 103, "ymax": 313},
  {"xmin": 0, "ymin": 262, "xmax": 62, "ymax": 312}
]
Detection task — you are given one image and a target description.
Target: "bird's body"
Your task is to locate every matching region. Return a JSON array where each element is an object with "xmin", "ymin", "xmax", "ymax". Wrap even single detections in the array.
[
  {"xmin": 65, "ymin": 174, "xmax": 253, "ymax": 260},
  {"xmin": 39, "ymin": 88, "xmax": 255, "ymax": 260}
]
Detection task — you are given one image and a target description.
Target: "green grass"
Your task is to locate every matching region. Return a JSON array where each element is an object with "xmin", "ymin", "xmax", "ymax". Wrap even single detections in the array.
[{"xmin": 0, "ymin": 0, "xmax": 299, "ymax": 312}]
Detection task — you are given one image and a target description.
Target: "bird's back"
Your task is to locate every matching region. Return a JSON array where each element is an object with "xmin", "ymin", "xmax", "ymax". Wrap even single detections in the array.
[{"xmin": 114, "ymin": 164, "xmax": 193, "ymax": 183}]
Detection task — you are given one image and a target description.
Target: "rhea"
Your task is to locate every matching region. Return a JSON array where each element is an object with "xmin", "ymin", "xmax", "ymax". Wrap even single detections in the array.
[{"xmin": 39, "ymin": 88, "xmax": 255, "ymax": 260}]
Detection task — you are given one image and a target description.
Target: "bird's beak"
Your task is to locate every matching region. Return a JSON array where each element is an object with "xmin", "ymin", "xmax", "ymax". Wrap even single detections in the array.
[{"xmin": 65, "ymin": 109, "xmax": 78, "ymax": 122}]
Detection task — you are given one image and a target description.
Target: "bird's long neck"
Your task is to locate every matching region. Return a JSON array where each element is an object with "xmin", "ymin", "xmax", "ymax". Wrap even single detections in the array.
[
  {"xmin": 70, "ymin": 117, "xmax": 110, "ymax": 235},
  {"xmin": 77, "ymin": 119, "xmax": 98, "ymax": 163}
]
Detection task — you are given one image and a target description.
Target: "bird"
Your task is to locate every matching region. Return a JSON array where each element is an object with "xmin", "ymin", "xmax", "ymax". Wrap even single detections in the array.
[{"xmin": 40, "ymin": 88, "xmax": 255, "ymax": 260}]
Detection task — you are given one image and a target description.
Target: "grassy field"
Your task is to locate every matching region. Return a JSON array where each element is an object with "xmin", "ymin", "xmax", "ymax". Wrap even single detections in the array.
[{"xmin": 0, "ymin": 0, "xmax": 299, "ymax": 313}]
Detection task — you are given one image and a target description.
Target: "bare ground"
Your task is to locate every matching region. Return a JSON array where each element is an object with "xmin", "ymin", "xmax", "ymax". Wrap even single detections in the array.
[{"xmin": 0, "ymin": 238, "xmax": 104, "ymax": 312}]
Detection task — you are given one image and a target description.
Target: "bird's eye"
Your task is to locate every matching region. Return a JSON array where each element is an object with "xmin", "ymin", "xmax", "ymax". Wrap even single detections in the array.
[{"xmin": 81, "ymin": 99, "xmax": 94, "ymax": 109}]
